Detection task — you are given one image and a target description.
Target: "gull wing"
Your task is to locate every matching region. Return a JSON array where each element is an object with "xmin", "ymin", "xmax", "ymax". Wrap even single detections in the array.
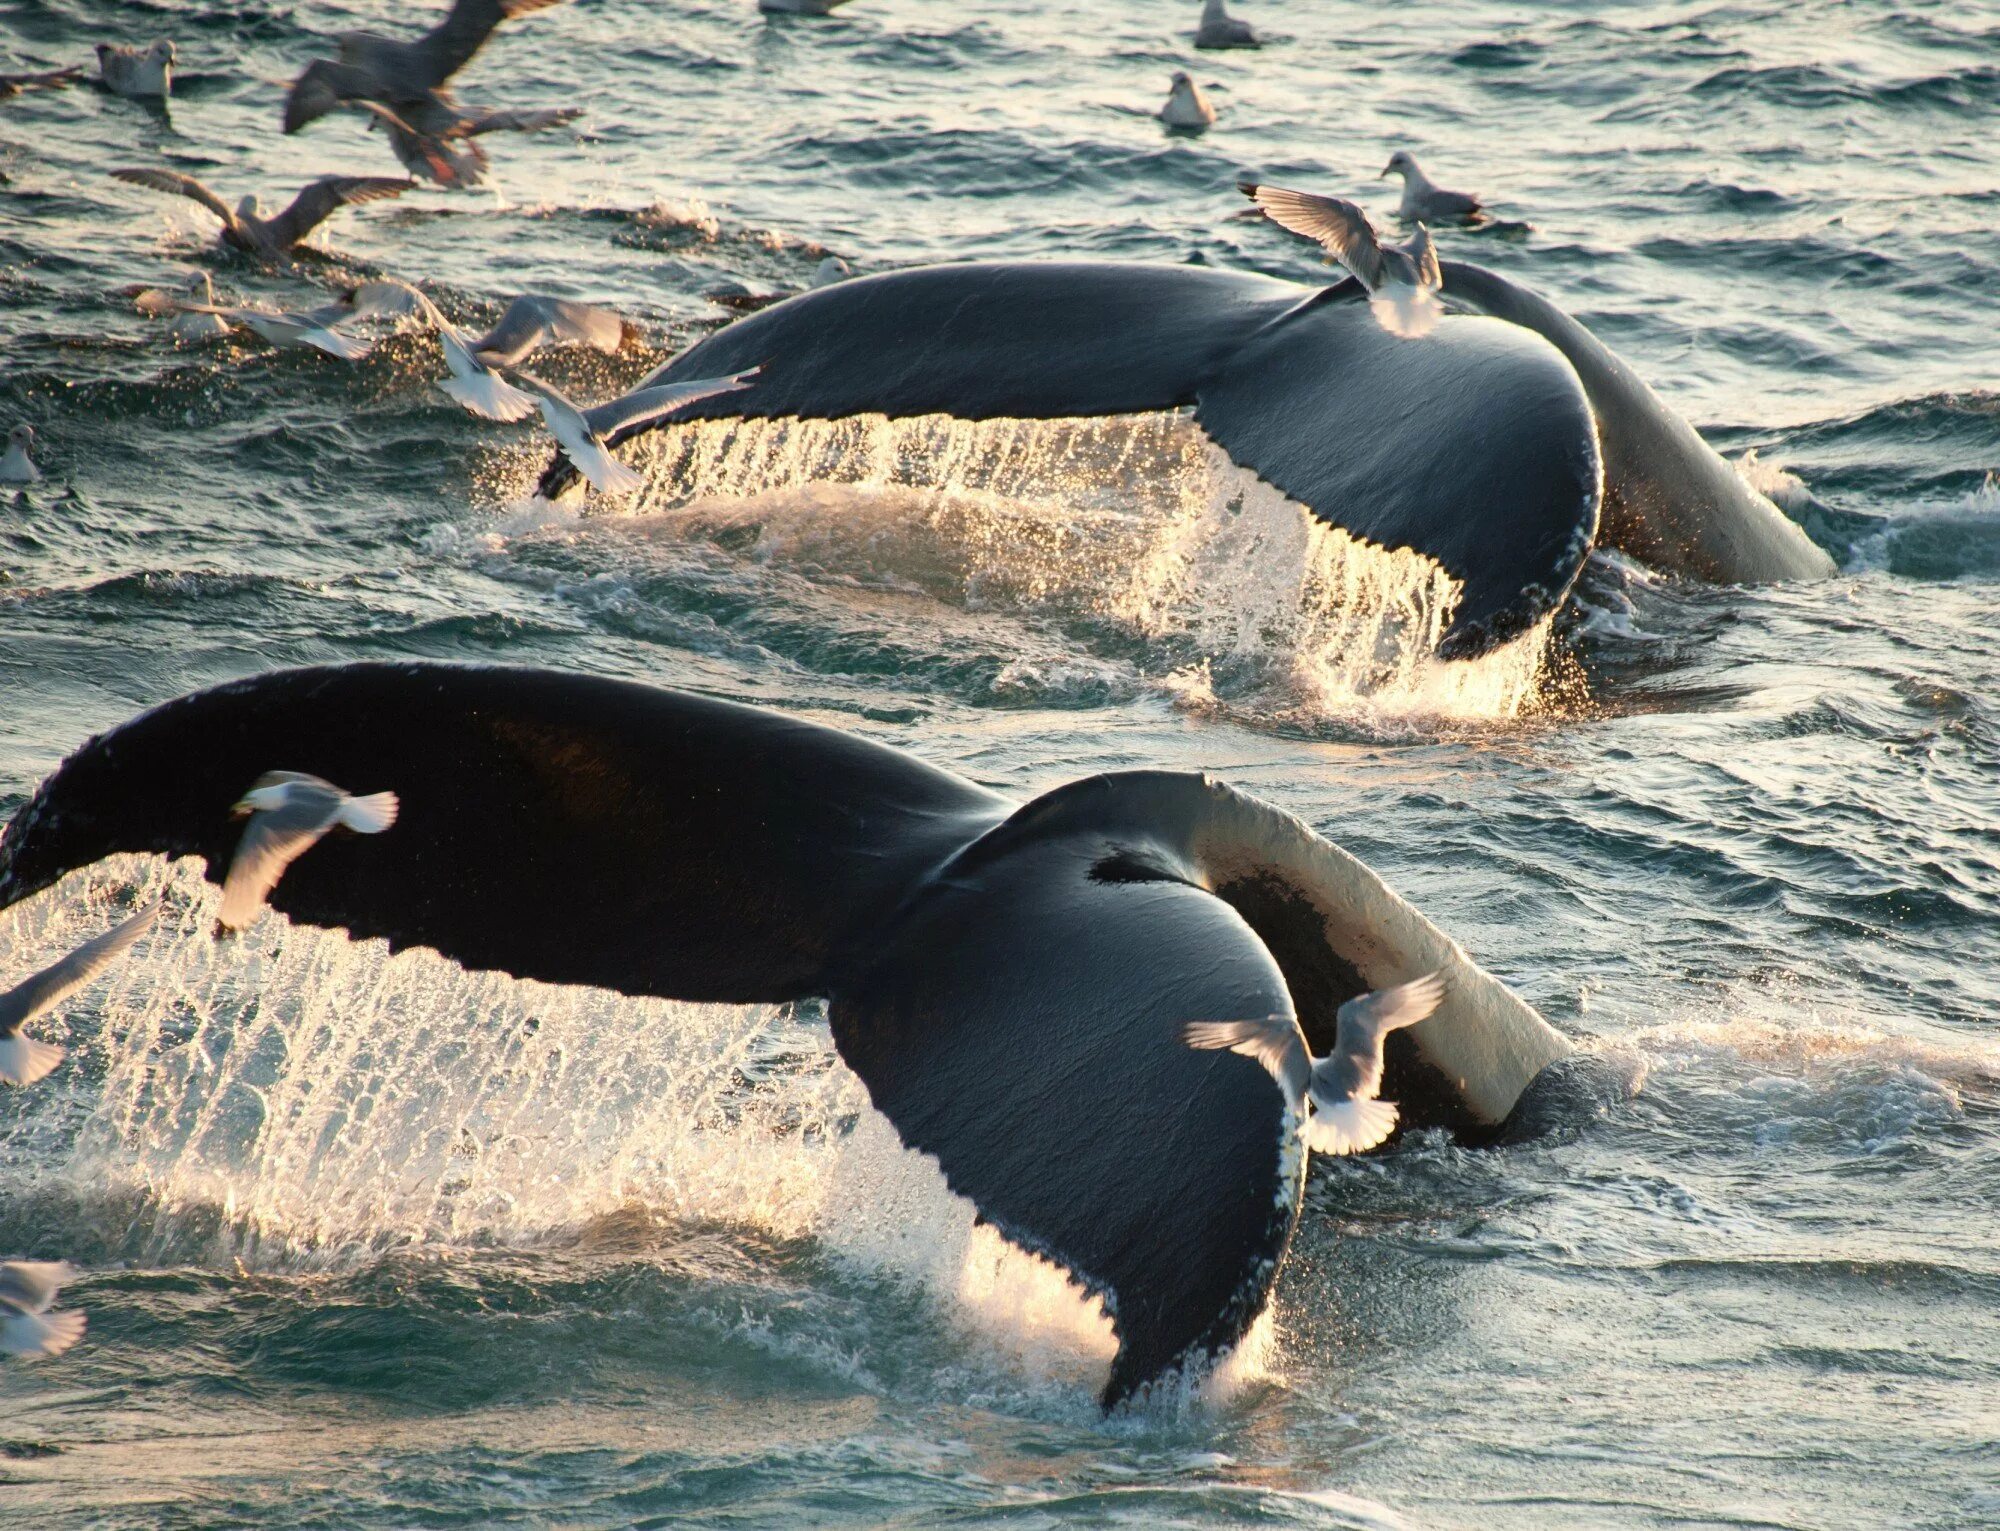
[
  {"xmin": 111, "ymin": 168, "xmax": 235, "ymax": 230},
  {"xmin": 404, "ymin": 0, "xmax": 567, "ymax": 91},
  {"xmin": 0, "ymin": 1262, "xmax": 77, "ymax": 1315},
  {"xmin": 1408, "ymin": 223, "xmax": 1442, "ymax": 290},
  {"xmin": 0, "ymin": 906, "xmax": 156, "ymax": 1034},
  {"xmin": 1240, "ymin": 182, "xmax": 1385, "ymax": 291},
  {"xmin": 580, "ymin": 370, "xmax": 757, "ymax": 438},
  {"xmin": 1183, "ymin": 1015, "xmax": 1311, "ymax": 1109},
  {"xmin": 265, "ymin": 176, "xmax": 409, "ymax": 249},
  {"xmin": 475, "ymin": 296, "xmax": 623, "ymax": 362}
]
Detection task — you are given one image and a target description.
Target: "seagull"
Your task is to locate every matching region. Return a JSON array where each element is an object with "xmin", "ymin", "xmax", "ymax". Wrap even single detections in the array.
[
  {"xmin": 811, "ymin": 256, "xmax": 851, "ymax": 287},
  {"xmin": 0, "ymin": 425, "xmax": 38, "ymax": 484},
  {"xmin": 1241, "ymin": 180, "xmax": 1445, "ymax": 339},
  {"xmin": 95, "ymin": 39, "xmax": 174, "ymax": 99},
  {"xmin": 0, "ymin": 65, "xmax": 85, "ymax": 98},
  {"xmin": 110, "ymin": 168, "xmax": 410, "ymax": 260},
  {"xmin": 350, "ymin": 98, "xmax": 581, "ymax": 189},
  {"xmin": 1381, "ymin": 150, "xmax": 1483, "ymax": 224},
  {"xmin": 283, "ymin": 0, "xmax": 566, "ymax": 135},
  {"xmin": 1159, "ymin": 71, "xmax": 1216, "ymax": 130},
  {"xmin": 134, "ymin": 271, "xmax": 230, "ymax": 340},
  {"xmin": 0, "ymin": 905, "xmax": 157, "ymax": 1087},
  {"xmin": 1194, "ymin": 0, "xmax": 1260, "ymax": 49},
  {"xmin": 131, "ymin": 291, "xmax": 377, "ymax": 360},
  {"xmin": 1184, "ymin": 970, "xmax": 1447, "ymax": 1156},
  {"xmin": 518, "ymin": 369, "xmax": 759, "ymax": 497},
  {"xmin": 0, "ymin": 1261, "xmax": 86, "ymax": 1359},
  {"xmin": 219, "ymin": 772, "xmax": 400, "ymax": 933},
  {"xmin": 417, "ymin": 294, "xmax": 628, "ymax": 421}
]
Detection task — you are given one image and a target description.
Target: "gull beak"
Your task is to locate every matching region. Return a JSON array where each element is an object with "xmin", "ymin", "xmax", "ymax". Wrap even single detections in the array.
[{"xmin": 1379, "ymin": 162, "xmax": 1393, "ymax": 178}]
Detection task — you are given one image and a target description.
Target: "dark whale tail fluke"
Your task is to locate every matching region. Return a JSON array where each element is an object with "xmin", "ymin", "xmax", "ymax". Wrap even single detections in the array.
[
  {"xmin": 0, "ymin": 662, "xmax": 1574, "ymax": 1405},
  {"xmin": 535, "ymin": 261, "xmax": 1604, "ymax": 658}
]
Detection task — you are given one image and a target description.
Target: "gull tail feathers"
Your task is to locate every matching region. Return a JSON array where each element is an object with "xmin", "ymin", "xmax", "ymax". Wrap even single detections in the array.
[
  {"xmin": 338, "ymin": 791, "xmax": 399, "ymax": 834},
  {"xmin": 1372, "ymin": 288, "xmax": 1442, "ymax": 340},
  {"xmin": 1303, "ymin": 1097, "xmax": 1400, "ymax": 1156},
  {"xmin": 0, "ymin": 1307, "xmax": 86, "ymax": 1358},
  {"xmin": 0, "ymin": 1032, "xmax": 64, "ymax": 1087}
]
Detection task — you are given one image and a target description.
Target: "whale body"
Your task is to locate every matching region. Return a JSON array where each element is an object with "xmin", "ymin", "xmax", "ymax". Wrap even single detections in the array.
[
  {"xmin": 0, "ymin": 662, "xmax": 1578, "ymax": 1404},
  {"xmin": 536, "ymin": 259, "xmax": 1833, "ymax": 655}
]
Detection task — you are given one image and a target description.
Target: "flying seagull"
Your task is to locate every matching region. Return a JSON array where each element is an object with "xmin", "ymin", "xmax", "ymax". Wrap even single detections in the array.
[
  {"xmin": 0, "ymin": 1261, "xmax": 87, "ymax": 1358},
  {"xmin": 111, "ymin": 168, "xmax": 410, "ymax": 260},
  {"xmin": 1241, "ymin": 180, "xmax": 1444, "ymax": 338},
  {"xmin": 219, "ymin": 772, "xmax": 400, "ymax": 932},
  {"xmin": 1184, "ymin": 970, "xmax": 1448, "ymax": 1155},
  {"xmin": 518, "ymin": 369, "xmax": 758, "ymax": 497},
  {"xmin": 1381, "ymin": 150, "xmax": 1483, "ymax": 224},
  {"xmin": 132, "ymin": 289, "xmax": 380, "ymax": 360},
  {"xmin": 350, "ymin": 98, "xmax": 581, "ymax": 189},
  {"xmin": 0, "ymin": 905, "xmax": 157, "ymax": 1087},
  {"xmin": 284, "ymin": 0, "xmax": 566, "ymax": 135},
  {"xmin": 96, "ymin": 39, "xmax": 174, "ymax": 99}
]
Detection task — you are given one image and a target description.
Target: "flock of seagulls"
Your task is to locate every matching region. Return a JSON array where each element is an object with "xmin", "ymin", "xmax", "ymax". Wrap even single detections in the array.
[{"xmin": 0, "ymin": 0, "xmax": 1489, "ymax": 1361}]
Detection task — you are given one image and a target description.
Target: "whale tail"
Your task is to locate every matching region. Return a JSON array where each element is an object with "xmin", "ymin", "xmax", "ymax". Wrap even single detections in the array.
[{"xmin": 0, "ymin": 662, "xmax": 1575, "ymax": 1406}]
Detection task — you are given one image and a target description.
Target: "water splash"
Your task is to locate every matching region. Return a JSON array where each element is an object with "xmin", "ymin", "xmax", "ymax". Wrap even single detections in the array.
[
  {"xmin": 0, "ymin": 858, "xmax": 1155, "ymax": 1398},
  {"xmin": 559, "ymin": 411, "xmax": 1559, "ymax": 728}
]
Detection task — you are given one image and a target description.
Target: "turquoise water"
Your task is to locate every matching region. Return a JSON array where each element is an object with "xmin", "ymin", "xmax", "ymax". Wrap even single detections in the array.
[{"xmin": 2, "ymin": 1, "xmax": 1997, "ymax": 1526}]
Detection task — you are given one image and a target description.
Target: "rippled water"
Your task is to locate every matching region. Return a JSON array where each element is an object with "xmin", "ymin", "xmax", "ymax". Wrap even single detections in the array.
[{"xmin": 2, "ymin": 1, "xmax": 1997, "ymax": 1527}]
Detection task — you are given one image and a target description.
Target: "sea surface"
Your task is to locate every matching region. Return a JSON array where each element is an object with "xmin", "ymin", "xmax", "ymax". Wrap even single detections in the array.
[{"xmin": 2, "ymin": 0, "xmax": 1997, "ymax": 1526}]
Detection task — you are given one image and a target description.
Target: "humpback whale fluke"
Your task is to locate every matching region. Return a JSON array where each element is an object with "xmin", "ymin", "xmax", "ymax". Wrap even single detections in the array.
[
  {"xmin": 0, "ymin": 662, "xmax": 1577, "ymax": 1405},
  {"xmin": 1185, "ymin": 968, "xmax": 1446, "ymax": 1156},
  {"xmin": 529, "ymin": 256, "xmax": 1834, "ymax": 648}
]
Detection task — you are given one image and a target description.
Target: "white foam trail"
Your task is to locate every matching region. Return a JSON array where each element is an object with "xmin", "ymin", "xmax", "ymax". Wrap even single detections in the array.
[{"xmin": 561, "ymin": 411, "xmax": 1557, "ymax": 727}]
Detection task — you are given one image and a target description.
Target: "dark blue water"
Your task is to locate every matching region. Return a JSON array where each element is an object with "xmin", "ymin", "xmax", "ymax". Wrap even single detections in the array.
[{"xmin": 2, "ymin": 2, "xmax": 1996, "ymax": 1527}]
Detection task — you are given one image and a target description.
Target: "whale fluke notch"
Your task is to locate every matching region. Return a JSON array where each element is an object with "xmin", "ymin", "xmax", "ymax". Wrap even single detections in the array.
[
  {"xmin": 0, "ymin": 663, "xmax": 1575, "ymax": 1405},
  {"xmin": 534, "ymin": 260, "xmax": 1605, "ymax": 656}
]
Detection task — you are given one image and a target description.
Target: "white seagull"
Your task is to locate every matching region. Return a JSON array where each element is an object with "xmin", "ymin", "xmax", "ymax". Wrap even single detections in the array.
[
  {"xmin": 1, "ymin": 424, "xmax": 39, "ymax": 484},
  {"xmin": 132, "ymin": 291, "xmax": 376, "ymax": 360},
  {"xmin": 1241, "ymin": 180, "xmax": 1445, "ymax": 339},
  {"xmin": 219, "ymin": 772, "xmax": 400, "ymax": 932},
  {"xmin": 1381, "ymin": 150, "xmax": 1483, "ymax": 224},
  {"xmin": 0, "ymin": 905, "xmax": 157, "ymax": 1087},
  {"xmin": 1194, "ymin": 0, "xmax": 1260, "ymax": 50},
  {"xmin": 0, "ymin": 1261, "xmax": 86, "ymax": 1359},
  {"xmin": 1184, "ymin": 969, "xmax": 1448, "ymax": 1156},
  {"xmin": 518, "ymin": 369, "xmax": 758, "ymax": 497},
  {"xmin": 134, "ymin": 271, "xmax": 230, "ymax": 340},
  {"xmin": 1159, "ymin": 71, "xmax": 1216, "ymax": 130},
  {"xmin": 418, "ymin": 294, "xmax": 629, "ymax": 422},
  {"xmin": 96, "ymin": 39, "xmax": 174, "ymax": 99}
]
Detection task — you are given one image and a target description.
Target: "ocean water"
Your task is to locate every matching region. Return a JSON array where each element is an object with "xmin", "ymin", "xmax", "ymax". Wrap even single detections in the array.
[{"xmin": 2, "ymin": 0, "xmax": 1997, "ymax": 1526}]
